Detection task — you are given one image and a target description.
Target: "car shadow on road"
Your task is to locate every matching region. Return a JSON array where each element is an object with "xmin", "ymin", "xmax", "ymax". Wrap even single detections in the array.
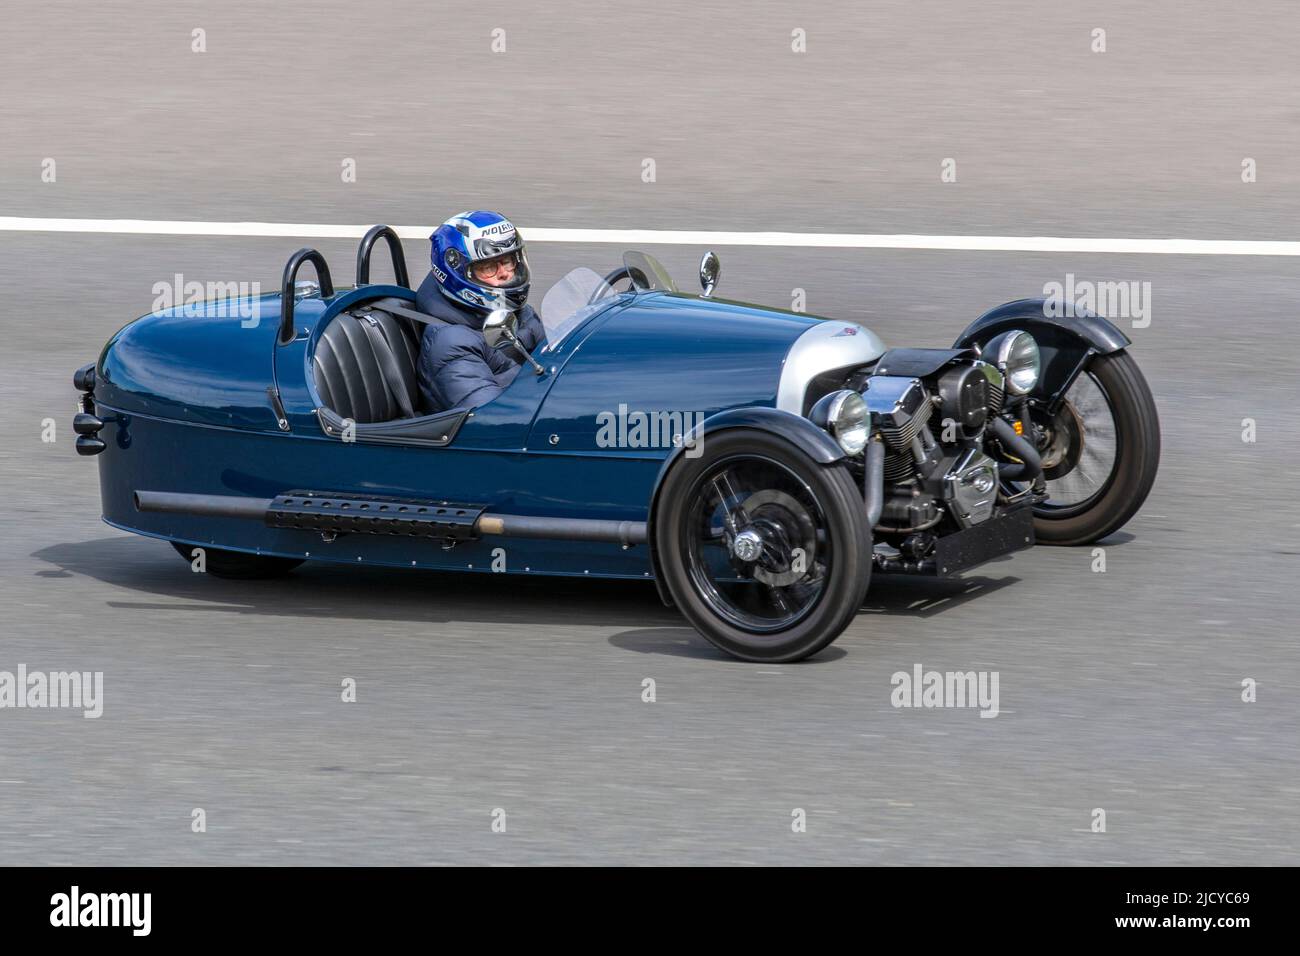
[
  {"xmin": 607, "ymin": 627, "xmax": 849, "ymax": 663},
  {"xmin": 607, "ymin": 571, "xmax": 1020, "ymax": 661},
  {"xmin": 32, "ymin": 536, "xmax": 678, "ymax": 630},
  {"xmin": 860, "ymin": 571, "xmax": 1021, "ymax": 618},
  {"xmin": 35, "ymin": 536, "xmax": 1020, "ymax": 654}
]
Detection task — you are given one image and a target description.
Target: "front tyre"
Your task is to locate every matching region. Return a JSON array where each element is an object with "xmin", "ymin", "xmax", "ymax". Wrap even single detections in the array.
[
  {"xmin": 654, "ymin": 431, "xmax": 871, "ymax": 663},
  {"xmin": 170, "ymin": 541, "xmax": 304, "ymax": 579},
  {"xmin": 1019, "ymin": 350, "xmax": 1160, "ymax": 545}
]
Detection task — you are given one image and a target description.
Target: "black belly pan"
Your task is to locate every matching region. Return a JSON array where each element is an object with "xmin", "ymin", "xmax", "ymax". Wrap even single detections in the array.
[{"xmin": 931, "ymin": 503, "xmax": 1035, "ymax": 576}]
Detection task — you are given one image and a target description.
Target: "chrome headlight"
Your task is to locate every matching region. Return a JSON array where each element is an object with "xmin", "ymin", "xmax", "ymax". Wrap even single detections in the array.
[
  {"xmin": 809, "ymin": 389, "xmax": 869, "ymax": 455},
  {"xmin": 986, "ymin": 330, "xmax": 1040, "ymax": 396}
]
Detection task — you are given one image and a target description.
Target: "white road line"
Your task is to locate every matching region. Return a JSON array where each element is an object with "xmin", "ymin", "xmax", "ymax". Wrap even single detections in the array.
[{"xmin": 1, "ymin": 216, "xmax": 1298, "ymax": 255}]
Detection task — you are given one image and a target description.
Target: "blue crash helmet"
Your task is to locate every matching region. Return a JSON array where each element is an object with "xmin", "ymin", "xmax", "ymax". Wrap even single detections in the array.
[{"xmin": 430, "ymin": 210, "xmax": 531, "ymax": 314}]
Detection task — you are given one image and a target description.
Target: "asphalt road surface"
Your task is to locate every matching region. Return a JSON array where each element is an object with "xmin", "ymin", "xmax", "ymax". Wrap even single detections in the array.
[{"xmin": 1, "ymin": 2, "xmax": 1297, "ymax": 865}]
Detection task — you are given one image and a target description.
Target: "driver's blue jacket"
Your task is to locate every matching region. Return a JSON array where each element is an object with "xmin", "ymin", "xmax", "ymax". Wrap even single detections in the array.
[{"xmin": 415, "ymin": 271, "xmax": 546, "ymax": 414}]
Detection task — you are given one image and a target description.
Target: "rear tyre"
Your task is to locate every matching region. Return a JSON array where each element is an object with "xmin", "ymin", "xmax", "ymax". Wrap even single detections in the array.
[
  {"xmin": 1025, "ymin": 350, "xmax": 1160, "ymax": 545},
  {"xmin": 170, "ymin": 542, "xmax": 304, "ymax": 579},
  {"xmin": 654, "ymin": 430, "xmax": 871, "ymax": 663}
]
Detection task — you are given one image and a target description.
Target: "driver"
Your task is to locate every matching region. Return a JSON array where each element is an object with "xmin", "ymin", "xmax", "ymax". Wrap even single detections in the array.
[{"xmin": 416, "ymin": 211, "xmax": 546, "ymax": 413}]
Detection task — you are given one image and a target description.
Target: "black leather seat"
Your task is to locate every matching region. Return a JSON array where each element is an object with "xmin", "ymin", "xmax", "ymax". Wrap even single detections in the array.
[{"xmin": 313, "ymin": 310, "xmax": 422, "ymax": 423}]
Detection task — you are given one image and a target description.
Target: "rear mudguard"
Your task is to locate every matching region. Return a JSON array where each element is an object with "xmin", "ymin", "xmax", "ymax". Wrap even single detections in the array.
[
  {"xmin": 644, "ymin": 406, "xmax": 845, "ymax": 606},
  {"xmin": 953, "ymin": 297, "xmax": 1132, "ymax": 408}
]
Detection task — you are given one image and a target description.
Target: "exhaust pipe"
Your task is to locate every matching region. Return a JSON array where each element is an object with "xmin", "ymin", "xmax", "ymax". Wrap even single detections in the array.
[
  {"xmin": 988, "ymin": 417, "xmax": 1043, "ymax": 482},
  {"xmin": 864, "ymin": 437, "xmax": 885, "ymax": 528},
  {"xmin": 135, "ymin": 491, "xmax": 273, "ymax": 520},
  {"xmin": 476, "ymin": 514, "xmax": 646, "ymax": 546},
  {"xmin": 134, "ymin": 490, "xmax": 647, "ymax": 546}
]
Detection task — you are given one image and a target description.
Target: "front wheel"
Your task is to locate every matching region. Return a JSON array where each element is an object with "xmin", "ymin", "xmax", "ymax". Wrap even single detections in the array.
[
  {"xmin": 1010, "ymin": 350, "xmax": 1160, "ymax": 545},
  {"xmin": 654, "ymin": 431, "xmax": 871, "ymax": 663},
  {"xmin": 170, "ymin": 541, "xmax": 304, "ymax": 579}
]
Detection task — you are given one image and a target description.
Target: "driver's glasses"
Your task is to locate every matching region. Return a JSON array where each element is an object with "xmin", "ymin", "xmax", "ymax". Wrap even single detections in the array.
[{"xmin": 471, "ymin": 255, "xmax": 517, "ymax": 280}]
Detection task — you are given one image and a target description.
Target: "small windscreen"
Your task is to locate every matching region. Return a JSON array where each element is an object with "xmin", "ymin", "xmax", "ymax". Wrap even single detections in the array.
[
  {"xmin": 539, "ymin": 267, "xmax": 619, "ymax": 350},
  {"xmin": 622, "ymin": 251, "xmax": 677, "ymax": 293}
]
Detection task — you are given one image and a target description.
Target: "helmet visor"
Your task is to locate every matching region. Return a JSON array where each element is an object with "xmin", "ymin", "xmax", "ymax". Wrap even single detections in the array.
[{"xmin": 469, "ymin": 249, "xmax": 529, "ymax": 289}]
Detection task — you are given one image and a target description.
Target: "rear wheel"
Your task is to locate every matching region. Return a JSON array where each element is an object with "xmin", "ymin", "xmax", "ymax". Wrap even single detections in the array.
[
  {"xmin": 1010, "ymin": 351, "xmax": 1160, "ymax": 545},
  {"xmin": 654, "ymin": 431, "xmax": 871, "ymax": 662},
  {"xmin": 170, "ymin": 541, "xmax": 304, "ymax": 579}
]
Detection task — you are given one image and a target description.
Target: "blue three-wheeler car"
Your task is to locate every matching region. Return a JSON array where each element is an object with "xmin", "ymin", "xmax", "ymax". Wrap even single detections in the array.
[{"xmin": 72, "ymin": 226, "xmax": 1160, "ymax": 661}]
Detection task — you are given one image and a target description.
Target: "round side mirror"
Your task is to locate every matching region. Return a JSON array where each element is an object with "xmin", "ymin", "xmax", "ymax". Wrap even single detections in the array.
[
  {"xmin": 698, "ymin": 251, "xmax": 721, "ymax": 298},
  {"xmin": 482, "ymin": 308, "xmax": 517, "ymax": 348}
]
